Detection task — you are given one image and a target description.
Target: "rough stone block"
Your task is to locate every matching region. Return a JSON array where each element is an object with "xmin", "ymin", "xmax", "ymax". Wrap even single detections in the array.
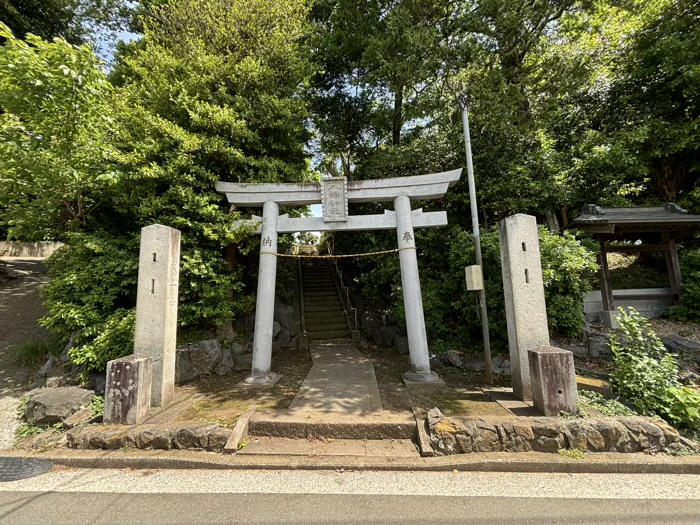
[
  {"xmin": 24, "ymin": 387, "xmax": 94, "ymax": 425},
  {"xmin": 528, "ymin": 346, "xmax": 578, "ymax": 417},
  {"xmin": 104, "ymin": 354, "xmax": 152, "ymax": 425},
  {"xmin": 133, "ymin": 224, "xmax": 181, "ymax": 408},
  {"xmin": 499, "ymin": 214, "xmax": 550, "ymax": 401}
]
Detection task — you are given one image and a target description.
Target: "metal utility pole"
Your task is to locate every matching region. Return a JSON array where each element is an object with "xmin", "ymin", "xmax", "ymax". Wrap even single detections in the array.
[{"xmin": 459, "ymin": 93, "xmax": 494, "ymax": 385}]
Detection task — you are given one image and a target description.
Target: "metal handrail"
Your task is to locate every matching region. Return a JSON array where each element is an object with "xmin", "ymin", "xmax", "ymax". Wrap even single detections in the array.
[{"xmin": 327, "ymin": 245, "xmax": 358, "ymax": 331}]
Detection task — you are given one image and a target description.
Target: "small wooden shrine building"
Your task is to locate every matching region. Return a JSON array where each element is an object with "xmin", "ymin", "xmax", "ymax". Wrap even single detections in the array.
[{"xmin": 570, "ymin": 203, "xmax": 700, "ymax": 326}]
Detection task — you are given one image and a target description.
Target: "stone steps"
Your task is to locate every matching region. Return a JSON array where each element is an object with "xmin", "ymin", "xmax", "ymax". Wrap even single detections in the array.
[
  {"xmin": 305, "ymin": 321, "xmax": 349, "ymax": 332},
  {"xmin": 304, "ymin": 298, "xmax": 344, "ymax": 306},
  {"xmin": 303, "ymin": 309, "xmax": 346, "ymax": 319},
  {"xmin": 237, "ymin": 437, "xmax": 419, "ymax": 457},
  {"xmin": 309, "ymin": 329, "xmax": 350, "ymax": 340},
  {"xmin": 302, "ymin": 261, "xmax": 349, "ymax": 339},
  {"xmin": 304, "ymin": 297, "xmax": 343, "ymax": 310},
  {"xmin": 304, "ymin": 290, "xmax": 339, "ymax": 296},
  {"xmin": 247, "ymin": 410, "xmax": 416, "ymax": 440}
]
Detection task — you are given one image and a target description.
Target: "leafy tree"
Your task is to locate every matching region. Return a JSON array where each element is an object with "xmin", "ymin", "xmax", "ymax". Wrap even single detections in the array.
[
  {"xmin": 0, "ymin": 0, "xmax": 132, "ymax": 44},
  {"xmin": 2, "ymin": 0, "xmax": 315, "ymax": 374},
  {"xmin": 0, "ymin": 23, "xmax": 114, "ymax": 240}
]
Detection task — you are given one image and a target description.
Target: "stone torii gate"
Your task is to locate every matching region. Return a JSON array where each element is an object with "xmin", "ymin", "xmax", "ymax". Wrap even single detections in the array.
[{"xmin": 216, "ymin": 169, "xmax": 462, "ymax": 387}]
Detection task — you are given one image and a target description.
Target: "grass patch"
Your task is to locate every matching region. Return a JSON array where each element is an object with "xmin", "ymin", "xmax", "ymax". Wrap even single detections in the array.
[
  {"xmin": 13, "ymin": 336, "xmax": 63, "ymax": 367},
  {"xmin": 557, "ymin": 448, "xmax": 585, "ymax": 459},
  {"xmin": 14, "ymin": 422, "xmax": 44, "ymax": 439},
  {"xmin": 578, "ymin": 390, "xmax": 636, "ymax": 417},
  {"xmin": 90, "ymin": 395, "xmax": 104, "ymax": 417}
]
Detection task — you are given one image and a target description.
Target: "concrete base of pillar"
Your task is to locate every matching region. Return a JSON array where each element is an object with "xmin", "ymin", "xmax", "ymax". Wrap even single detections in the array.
[
  {"xmin": 402, "ymin": 371, "xmax": 445, "ymax": 388},
  {"xmin": 351, "ymin": 330, "xmax": 361, "ymax": 343},
  {"xmin": 239, "ymin": 372, "xmax": 282, "ymax": 388}
]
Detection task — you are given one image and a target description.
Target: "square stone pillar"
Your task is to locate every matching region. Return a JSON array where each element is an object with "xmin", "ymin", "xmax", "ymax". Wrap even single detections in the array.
[
  {"xmin": 499, "ymin": 214, "xmax": 549, "ymax": 401},
  {"xmin": 104, "ymin": 354, "xmax": 153, "ymax": 425},
  {"xmin": 528, "ymin": 346, "xmax": 578, "ymax": 416},
  {"xmin": 133, "ymin": 224, "xmax": 181, "ymax": 407}
]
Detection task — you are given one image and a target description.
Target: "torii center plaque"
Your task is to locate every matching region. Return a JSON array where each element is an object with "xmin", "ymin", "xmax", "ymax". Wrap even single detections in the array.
[
  {"xmin": 216, "ymin": 169, "xmax": 462, "ymax": 386},
  {"xmin": 322, "ymin": 177, "xmax": 348, "ymax": 222}
]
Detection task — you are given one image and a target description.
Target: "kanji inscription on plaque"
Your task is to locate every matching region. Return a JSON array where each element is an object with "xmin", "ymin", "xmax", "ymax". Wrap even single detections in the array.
[{"xmin": 322, "ymin": 177, "xmax": 348, "ymax": 222}]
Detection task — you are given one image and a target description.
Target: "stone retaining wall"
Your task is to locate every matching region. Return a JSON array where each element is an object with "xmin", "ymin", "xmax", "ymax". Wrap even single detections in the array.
[
  {"xmin": 0, "ymin": 241, "xmax": 64, "ymax": 258},
  {"xmin": 427, "ymin": 408, "xmax": 685, "ymax": 455},
  {"xmin": 66, "ymin": 423, "xmax": 231, "ymax": 452}
]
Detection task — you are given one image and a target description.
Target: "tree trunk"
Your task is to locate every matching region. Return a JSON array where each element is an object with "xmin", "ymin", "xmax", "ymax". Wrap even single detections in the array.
[
  {"xmin": 392, "ymin": 85, "xmax": 403, "ymax": 146},
  {"xmin": 651, "ymin": 157, "xmax": 688, "ymax": 202}
]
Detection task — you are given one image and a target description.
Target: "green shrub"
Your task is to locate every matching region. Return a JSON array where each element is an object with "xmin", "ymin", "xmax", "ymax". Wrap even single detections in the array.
[
  {"xmin": 578, "ymin": 389, "xmax": 636, "ymax": 417},
  {"xmin": 444, "ymin": 225, "xmax": 597, "ymax": 348},
  {"xmin": 539, "ymin": 227, "xmax": 599, "ymax": 337},
  {"xmin": 345, "ymin": 224, "xmax": 598, "ymax": 352},
  {"xmin": 40, "ymin": 234, "xmax": 139, "ymax": 374},
  {"xmin": 610, "ymin": 307, "xmax": 679, "ymax": 416},
  {"xmin": 610, "ymin": 307, "xmax": 700, "ymax": 431},
  {"xmin": 663, "ymin": 387, "xmax": 700, "ymax": 430}
]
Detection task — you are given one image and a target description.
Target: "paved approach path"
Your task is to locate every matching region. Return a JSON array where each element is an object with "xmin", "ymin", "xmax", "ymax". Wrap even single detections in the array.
[{"xmin": 288, "ymin": 343, "xmax": 382, "ymax": 412}]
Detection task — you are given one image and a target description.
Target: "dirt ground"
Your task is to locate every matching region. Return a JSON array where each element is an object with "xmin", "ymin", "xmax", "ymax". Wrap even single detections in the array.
[
  {"xmin": 0, "ymin": 259, "xmax": 51, "ymax": 448},
  {"xmin": 0, "ymin": 259, "xmax": 49, "ymax": 394},
  {"xmin": 174, "ymin": 341, "xmax": 512, "ymax": 425},
  {"xmin": 174, "ymin": 346, "xmax": 313, "ymax": 426}
]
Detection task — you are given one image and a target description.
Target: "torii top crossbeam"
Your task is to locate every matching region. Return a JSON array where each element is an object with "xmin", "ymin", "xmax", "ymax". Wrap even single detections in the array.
[
  {"xmin": 216, "ymin": 169, "xmax": 461, "ymax": 234},
  {"xmin": 214, "ymin": 169, "xmax": 461, "ymax": 388},
  {"xmin": 216, "ymin": 168, "xmax": 461, "ymax": 206}
]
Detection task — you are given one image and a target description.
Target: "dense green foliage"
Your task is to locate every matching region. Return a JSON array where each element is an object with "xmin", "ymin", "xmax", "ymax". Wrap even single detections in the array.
[
  {"xmin": 611, "ymin": 308, "xmax": 699, "ymax": 430},
  {"xmin": 339, "ymin": 225, "xmax": 596, "ymax": 351},
  {"xmin": 1, "ymin": 1, "xmax": 314, "ymax": 373},
  {"xmin": 0, "ymin": 24, "xmax": 114, "ymax": 240},
  {"xmin": 0, "ymin": 0, "xmax": 132, "ymax": 45}
]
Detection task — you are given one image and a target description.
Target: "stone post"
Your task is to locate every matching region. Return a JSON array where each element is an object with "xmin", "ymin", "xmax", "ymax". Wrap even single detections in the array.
[
  {"xmin": 133, "ymin": 224, "xmax": 180, "ymax": 407},
  {"xmin": 104, "ymin": 354, "xmax": 152, "ymax": 425},
  {"xmin": 528, "ymin": 346, "xmax": 578, "ymax": 416},
  {"xmin": 499, "ymin": 214, "xmax": 549, "ymax": 401},
  {"xmin": 394, "ymin": 195, "xmax": 443, "ymax": 386},
  {"xmin": 244, "ymin": 201, "xmax": 281, "ymax": 386}
]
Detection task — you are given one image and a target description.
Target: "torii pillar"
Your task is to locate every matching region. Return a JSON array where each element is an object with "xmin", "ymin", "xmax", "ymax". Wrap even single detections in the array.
[
  {"xmin": 395, "ymin": 195, "xmax": 442, "ymax": 385},
  {"xmin": 244, "ymin": 201, "xmax": 281, "ymax": 385}
]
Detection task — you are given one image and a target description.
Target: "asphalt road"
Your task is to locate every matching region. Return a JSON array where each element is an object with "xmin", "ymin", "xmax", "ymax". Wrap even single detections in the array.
[{"xmin": 0, "ymin": 468, "xmax": 698, "ymax": 525}]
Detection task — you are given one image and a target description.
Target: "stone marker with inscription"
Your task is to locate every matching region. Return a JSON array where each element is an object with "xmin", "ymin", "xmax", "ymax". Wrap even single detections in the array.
[{"xmin": 104, "ymin": 354, "xmax": 152, "ymax": 425}]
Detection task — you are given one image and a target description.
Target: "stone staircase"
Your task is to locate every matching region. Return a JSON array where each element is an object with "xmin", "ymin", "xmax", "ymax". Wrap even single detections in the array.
[{"xmin": 302, "ymin": 260, "xmax": 350, "ymax": 341}]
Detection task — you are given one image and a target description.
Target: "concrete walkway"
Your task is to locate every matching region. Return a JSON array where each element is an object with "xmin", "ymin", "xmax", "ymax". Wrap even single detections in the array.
[{"xmin": 288, "ymin": 343, "xmax": 382, "ymax": 413}]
